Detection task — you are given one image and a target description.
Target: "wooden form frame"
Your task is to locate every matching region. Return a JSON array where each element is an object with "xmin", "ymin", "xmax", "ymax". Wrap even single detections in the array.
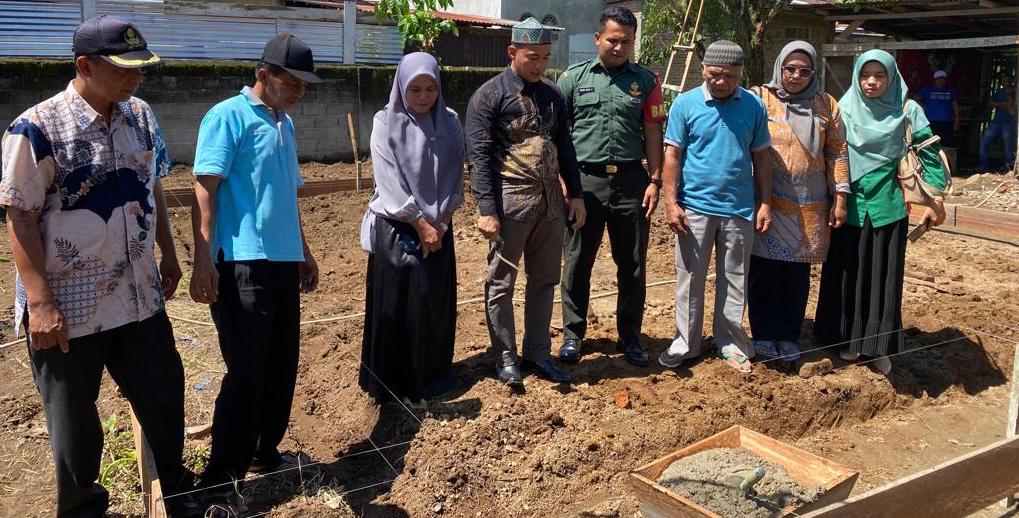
[
  {"xmin": 797, "ymin": 341, "xmax": 1019, "ymax": 517},
  {"xmin": 629, "ymin": 425, "xmax": 859, "ymax": 518}
]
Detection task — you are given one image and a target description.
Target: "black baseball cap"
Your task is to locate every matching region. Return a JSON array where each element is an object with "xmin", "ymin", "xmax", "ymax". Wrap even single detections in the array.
[
  {"xmin": 73, "ymin": 15, "xmax": 160, "ymax": 68},
  {"xmin": 261, "ymin": 33, "xmax": 323, "ymax": 84}
]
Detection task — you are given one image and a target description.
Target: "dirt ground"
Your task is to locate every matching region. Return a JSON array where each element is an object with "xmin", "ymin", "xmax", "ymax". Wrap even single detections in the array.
[
  {"xmin": 949, "ymin": 173, "xmax": 1019, "ymax": 213},
  {"xmin": 1, "ymin": 163, "xmax": 1018, "ymax": 518}
]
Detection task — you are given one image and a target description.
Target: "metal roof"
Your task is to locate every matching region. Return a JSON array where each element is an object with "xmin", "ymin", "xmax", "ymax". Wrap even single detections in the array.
[
  {"xmin": 794, "ymin": 0, "xmax": 1019, "ymax": 40},
  {"xmin": 0, "ymin": 0, "xmax": 403, "ymax": 63}
]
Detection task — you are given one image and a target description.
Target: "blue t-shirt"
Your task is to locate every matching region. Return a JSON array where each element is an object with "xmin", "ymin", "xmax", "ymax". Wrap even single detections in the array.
[
  {"xmin": 918, "ymin": 86, "xmax": 956, "ymax": 122},
  {"xmin": 991, "ymin": 88, "xmax": 1015, "ymax": 125},
  {"xmin": 664, "ymin": 83, "xmax": 771, "ymax": 221},
  {"xmin": 194, "ymin": 87, "xmax": 305, "ymax": 262}
]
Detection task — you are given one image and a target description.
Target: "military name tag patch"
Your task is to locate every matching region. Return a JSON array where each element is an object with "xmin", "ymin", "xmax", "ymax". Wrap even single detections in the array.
[{"xmin": 578, "ymin": 86, "xmax": 596, "ymax": 94}]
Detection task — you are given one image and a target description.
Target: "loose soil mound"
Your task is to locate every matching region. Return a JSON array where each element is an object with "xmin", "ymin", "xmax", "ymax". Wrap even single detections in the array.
[{"xmin": 658, "ymin": 447, "xmax": 820, "ymax": 518}]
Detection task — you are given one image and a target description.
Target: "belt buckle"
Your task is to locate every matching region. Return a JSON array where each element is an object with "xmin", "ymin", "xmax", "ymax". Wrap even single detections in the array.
[{"xmin": 605, "ymin": 164, "xmax": 618, "ymax": 174}]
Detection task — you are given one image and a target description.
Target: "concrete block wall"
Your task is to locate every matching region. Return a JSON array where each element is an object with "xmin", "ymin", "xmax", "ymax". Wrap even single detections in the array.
[{"xmin": 0, "ymin": 60, "xmax": 499, "ymax": 165}]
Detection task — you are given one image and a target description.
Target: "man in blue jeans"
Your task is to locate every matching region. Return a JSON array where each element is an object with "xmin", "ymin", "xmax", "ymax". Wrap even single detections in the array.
[
  {"xmin": 979, "ymin": 74, "xmax": 1016, "ymax": 172},
  {"xmin": 189, "ymin": 33, "xmax": 320, "ymax": 515}
]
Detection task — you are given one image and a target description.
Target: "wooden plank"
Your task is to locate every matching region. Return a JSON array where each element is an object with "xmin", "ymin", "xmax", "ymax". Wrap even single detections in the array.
[
  {"xmin": 162, "ymin": 177, "xmax": 376, "ymax": 208},
  {"xmin": 823, "ymin": 35, "xmax": 1019, "ymax": 55},
  {"xmin": 803, "ymin": 435, "xmax": 1019, "ymax": 518},
  {"xmin": 129, "ymin": 407, "xmax": 167, "ymax": 518},
  {"xmin": 1004, "ymin": 343, "xmax": 1019, "ymax": 508},
  {"xmin": 824, "ymin": 6, "xmax": 1019, "ymax": 21},
  {"xmin": 834, "ymin": 20, "xmax": 865, "ymax": 42},
  {"xmin": 629, "ymin": 473, "xmax": 722, "ymax": 518}
]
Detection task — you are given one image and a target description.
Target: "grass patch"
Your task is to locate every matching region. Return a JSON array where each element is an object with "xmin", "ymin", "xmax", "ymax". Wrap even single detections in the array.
[{"xmin": 99, "ymin": 413, "xmax": 145, "ymax": 516}]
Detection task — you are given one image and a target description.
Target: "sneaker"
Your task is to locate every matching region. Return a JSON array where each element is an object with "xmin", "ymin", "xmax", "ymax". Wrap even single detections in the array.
[
  {"xmin": 839, "ymin": 349, "xmax": 861, "ymax": 361},
  {"xmin": 163, "ymin": 492, "xmax": 205, "ymax": 518},
  {"xmin": 658, "ymin": 350, "xmax": 684, "ymax": 369},
  {"xmin": 617, "ymin": 340, "xmax": 650, "ymax": 367},
  {"xmin": 872, "ymin": 356, "xmax": 892, "ymax": 375},
  {"xmin": 248, "ymin": 451, "xmax": 312, "ymax": 475},
  {"xmin": 776, "ymin": 341, "xmax": 801, "ymax": 363},
  {"xmin": 753, "ymin": 340, "xmax": 778, "ymax": 360},
  {"xmin": 200, "ymin": 485, "xmax": 247, "ymax": 518}
]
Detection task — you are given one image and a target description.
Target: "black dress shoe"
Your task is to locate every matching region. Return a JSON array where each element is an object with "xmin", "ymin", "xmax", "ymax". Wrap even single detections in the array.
[
  {"xmin": 495, "ymin": 352, "xmax": 523, "ymax": 387},
  {"xmin": 617, "ymin": 340, "xmax": 650, "ymax": 367},
  {"xmin": 521, "ymin": 359, "xmax": 575, "ymax": 384},
  {"xmin": 558, "ymin": 338, "xmax": 582, "ymax": 363}
]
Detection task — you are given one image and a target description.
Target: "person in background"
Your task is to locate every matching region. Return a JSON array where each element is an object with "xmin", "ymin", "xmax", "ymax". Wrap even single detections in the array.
[
  {"xmin": 748, "ymin": 41, "xmax": 849, "ymax": 369},
  {"xmin": 979, "ymin": 73, "xmax": 1016, "ymax": 173},
  {"xmin": 359, "ymin": 52, "xmax": 464, "ymax": 408},
  {"xmin": 916, "ymin": 70, "xmax": 960, "ymax": 148},
  {"xmin": 189, "ymin": 33, "xmax": 321, "ymax": 516},
  {"xmin": 0, "ymin": 15, "xmax": 201, "ymax": 518},
  {"xmin": 816, "ymin": 50, "xmax": 948, "ymax": 376},
  {"xmin": 557, "ymin": 6, "xmax": 666, "ymax": 368},
  {"xmin": 466, "ymin": 17, "xmax": 587, "ymax": 389},
  {"xmin": 658, "ymin": 40, "xmax": 772, "ymax": 374}
]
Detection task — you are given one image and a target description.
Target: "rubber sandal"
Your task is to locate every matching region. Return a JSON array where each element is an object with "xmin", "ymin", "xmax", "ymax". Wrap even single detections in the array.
[
  {"xmin": 719, "ymin": 350, "xmax": 753, "ymax": 373},
  {"xmin": 753, "ymin": 340, "xmax": 778, "ymax": 360}
]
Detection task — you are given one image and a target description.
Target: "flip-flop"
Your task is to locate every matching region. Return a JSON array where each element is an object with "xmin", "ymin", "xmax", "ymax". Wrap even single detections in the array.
[
  {"xmin": 719, "ymin": 350, "xmax": 753, "ymax": 373},
  {"xmin": 753, "ymin": 340, "xmax": 778, "ymax": 360}
]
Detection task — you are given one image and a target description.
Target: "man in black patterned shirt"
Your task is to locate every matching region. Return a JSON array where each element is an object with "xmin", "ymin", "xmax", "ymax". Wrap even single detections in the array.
[{"xmin": 466, "ymin": 17, "xmax": 586, "ymax": 388}]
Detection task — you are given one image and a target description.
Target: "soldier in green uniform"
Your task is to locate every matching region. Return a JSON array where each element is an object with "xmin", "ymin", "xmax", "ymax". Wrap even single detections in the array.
[{"xmin": 557, "ymin": 6, "xmax": 666, "ymax": 367}]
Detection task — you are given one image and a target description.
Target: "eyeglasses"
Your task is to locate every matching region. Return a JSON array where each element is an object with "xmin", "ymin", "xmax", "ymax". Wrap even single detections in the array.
[{"xmin": 782, "ymin": 66, "xmax": 814, "ymax": 78}]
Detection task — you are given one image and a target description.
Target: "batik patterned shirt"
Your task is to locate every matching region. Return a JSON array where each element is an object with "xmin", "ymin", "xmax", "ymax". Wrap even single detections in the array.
[
  {"xmin": 0, "ymin": 82, "xmax": 171, "ymax": 339},
  {"xmin": 466, "ymin": 67, "xmax": 582, "ymax": 222}
]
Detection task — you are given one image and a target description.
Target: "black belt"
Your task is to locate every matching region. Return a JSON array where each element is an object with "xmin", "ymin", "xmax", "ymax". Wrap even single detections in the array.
[{"xmin": 578, "ymin": 161, "xmax": 644, "ymax": 175}]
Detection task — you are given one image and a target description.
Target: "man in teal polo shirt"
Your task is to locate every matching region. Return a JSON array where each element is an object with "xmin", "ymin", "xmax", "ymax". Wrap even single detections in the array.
[
  {"xmin": 189, "ymin": 33, "xmax": 320, "ymax": 514},
  {"xmin": 659, "ymin": 40, "xmax": 772, "ymax": 373},
  {"xmin": 557, "ymin": 6, "xmax": 666, "ymax": 367}
]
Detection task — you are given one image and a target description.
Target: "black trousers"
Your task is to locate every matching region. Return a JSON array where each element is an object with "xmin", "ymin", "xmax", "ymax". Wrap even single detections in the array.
[
  {"xmin": 815, "ymin": 217, "xmax": 907, "ymax": 356},
  {"xmin": 28, "ymin": 311, "xmax": 188, "ymax": 518},
  {"xmin": 561, "ymin": 164, "xmax": 650, "ymax": 343},
  {"xmin": 747, "ymin": 255, "xmax": 812, "ymax": 343},
  {"xmin": 201, "ymin": 259, "xmax": 300, "ymax": 486}
]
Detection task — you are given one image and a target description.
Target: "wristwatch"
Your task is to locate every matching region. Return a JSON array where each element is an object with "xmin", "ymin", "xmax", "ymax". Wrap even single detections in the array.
[{"xmin": 650, "ymin": 177, "xmax": 663, "ymax": 188}]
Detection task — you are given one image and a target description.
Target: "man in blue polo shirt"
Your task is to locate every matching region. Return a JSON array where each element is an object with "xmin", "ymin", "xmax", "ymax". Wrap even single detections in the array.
[
  {"xmin": 917, "ymin": 70, "xmax": 960, "ymax": 148},
  {"xmin": 189, "ymin": 33, "xmax": 320, "ymax": 514},
  {"xmin": 658, "ymin": 40, "xmax": 772, "ymax": 374}
]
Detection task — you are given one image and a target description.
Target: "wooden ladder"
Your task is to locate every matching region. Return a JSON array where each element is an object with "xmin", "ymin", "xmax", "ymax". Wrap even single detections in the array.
[{"xmin": 661, "ymin": 0, "xmax": 707, "ymax": 93}]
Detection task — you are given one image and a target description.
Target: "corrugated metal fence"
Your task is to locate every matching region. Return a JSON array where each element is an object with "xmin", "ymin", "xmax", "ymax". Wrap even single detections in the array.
[{"xmin": 0, "ymin": 0, "xmax": 402, "ymax": 64}]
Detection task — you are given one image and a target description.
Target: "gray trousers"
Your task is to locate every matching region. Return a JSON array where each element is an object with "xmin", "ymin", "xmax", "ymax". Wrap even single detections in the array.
[
  {"xmin": 669, "ymin": 209, "xmax": 755, "ymax": 359},
  {"xmin": 486, "ymin": 216, "xmax": 564, "ymax": 363}
]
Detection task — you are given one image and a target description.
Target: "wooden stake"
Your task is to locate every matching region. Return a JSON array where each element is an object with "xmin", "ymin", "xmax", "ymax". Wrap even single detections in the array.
[
  {"xmin": 346, "ymin": 113, "xmax": 362, "ymax": 192},
  {"xmin": 129, "ymin": 406, "xmax": 167, "ymax": 518}
]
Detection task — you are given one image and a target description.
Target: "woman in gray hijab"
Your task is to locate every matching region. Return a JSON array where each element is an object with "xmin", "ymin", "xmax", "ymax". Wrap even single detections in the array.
[
  {"xmin": 748, "ymin": 41, "xmax": 850, "ymax": 368},
  {"xmin": 359, "ymin": 52, "xmax": 465, "ymax": 407}
]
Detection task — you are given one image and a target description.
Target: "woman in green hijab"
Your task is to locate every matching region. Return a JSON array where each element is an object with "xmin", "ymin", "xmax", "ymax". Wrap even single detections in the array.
[{"xmin": 815, "ymin": 50, "xmax": 948, "ymax": 375}]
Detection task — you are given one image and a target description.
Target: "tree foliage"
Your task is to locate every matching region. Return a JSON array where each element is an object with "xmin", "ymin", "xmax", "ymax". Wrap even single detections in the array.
[
  {"xmin": 639, "ymin": 0, "xmax": 792, "ymax": 86},
  {"xmin": 374, "ymin": 0, "xmax": 458, "ymax": 53}
]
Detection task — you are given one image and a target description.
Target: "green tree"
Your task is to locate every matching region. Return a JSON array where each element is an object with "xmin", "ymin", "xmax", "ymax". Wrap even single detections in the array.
[
  {"xmin": 374, "ymin": 0, "xmax": 458, "ymax": 53},
  {"xmin": 638, "ymin": 0, "xmax": 792, "ymax": 86}
]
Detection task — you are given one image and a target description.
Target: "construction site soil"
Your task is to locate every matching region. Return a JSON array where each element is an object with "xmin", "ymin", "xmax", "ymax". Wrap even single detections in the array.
[{"xmin": 1, "ymin": 165, "xmax": 1018, "ymax": 517}]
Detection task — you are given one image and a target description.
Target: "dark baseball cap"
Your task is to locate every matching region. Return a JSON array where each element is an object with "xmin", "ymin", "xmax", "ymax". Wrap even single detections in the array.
[
  {"xmin": 261, "ymin": 33, "xmax": 323, "ymax": 84},
  {"xmin": 73, "ymin": 15, "xmax": 160, "ymax": 68}
]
